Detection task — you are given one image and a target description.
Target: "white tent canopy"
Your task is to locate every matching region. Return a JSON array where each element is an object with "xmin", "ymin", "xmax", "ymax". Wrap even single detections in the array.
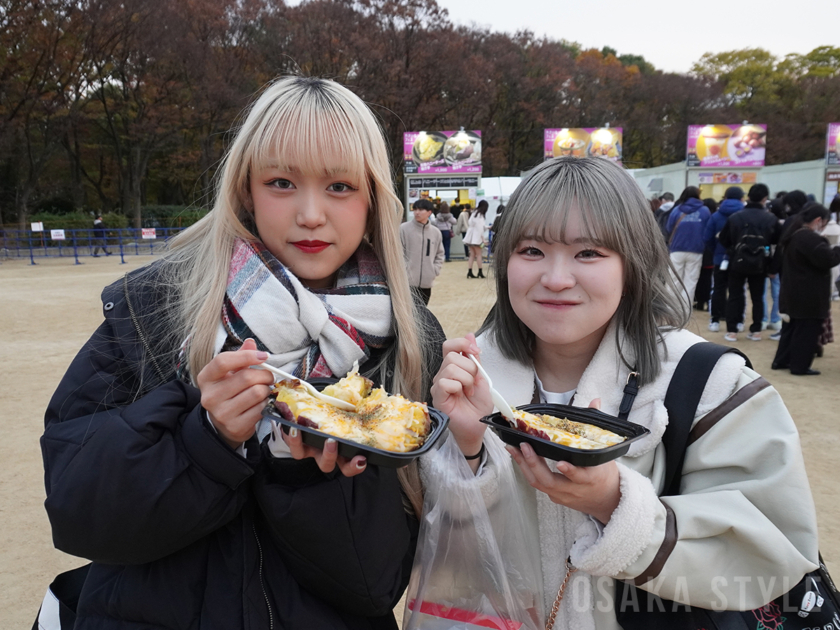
[
  {"xmin": 480, "ymin": 176, "xmax": 522, "ymax": 200},
  {"xmin": 478, "ymin": 176, "xmax": 522, "ymax": 230}
]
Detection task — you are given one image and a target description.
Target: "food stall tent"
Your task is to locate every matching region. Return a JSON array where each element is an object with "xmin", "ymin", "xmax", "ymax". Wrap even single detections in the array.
[{"xmin": 478, "ymin": 176, "xmax": 522, "ymax": 230}]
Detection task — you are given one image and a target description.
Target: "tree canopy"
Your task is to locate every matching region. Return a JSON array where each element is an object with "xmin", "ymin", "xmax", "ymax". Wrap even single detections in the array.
[{"xmin": 1, "ymin": 0, "xmax": 838, "ymax": 227}]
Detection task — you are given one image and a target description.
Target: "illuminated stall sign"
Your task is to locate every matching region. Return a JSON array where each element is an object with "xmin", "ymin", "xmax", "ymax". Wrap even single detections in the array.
[
  {"xmin": 544, "ymin": 128, "xmax": 623, "ymax": 164},
  {"xmin": 687, "ymin": 124, "xmax": 767, "ymax": 167},
  {"xmin": 404, "ymin": 130, "xmax": 482, "ymax": 174},
  {"xmin": 827, "ymin": 123, "xmax": 840, "ymax": 166}
]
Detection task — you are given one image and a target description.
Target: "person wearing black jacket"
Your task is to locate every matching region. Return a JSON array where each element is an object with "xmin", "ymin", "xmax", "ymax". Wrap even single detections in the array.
[
  {"xmin": 39, "ymin": 77, "xmax": 445, "ymax": 630},
  {"xmin": 91, "ymin": 215, "xmax": 111, "ymax": 256},
  {"xmin": 717, "ymin": 184, "xmax": 781, "ymax": 341},
  {"xmin": 772, "ymin": 203, "xmax": 840, "ymax": 375}
]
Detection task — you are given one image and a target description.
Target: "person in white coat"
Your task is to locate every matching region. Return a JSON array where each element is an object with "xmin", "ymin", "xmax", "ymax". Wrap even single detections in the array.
[
  {"xmin": 464, "ymin": 200, "xmax": 488, "ymax": 278},
  {"xmin": 422, "ymin": 157, "xmax": 819, "ymax": 629}
]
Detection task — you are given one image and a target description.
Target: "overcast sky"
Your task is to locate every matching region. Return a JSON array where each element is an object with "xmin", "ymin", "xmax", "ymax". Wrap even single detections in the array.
[{"xmin": 438, "ymin": 0, "xmax": 835, "ymax": 74}]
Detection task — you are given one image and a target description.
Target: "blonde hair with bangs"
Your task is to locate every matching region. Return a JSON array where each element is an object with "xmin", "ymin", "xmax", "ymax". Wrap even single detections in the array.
[
  {"xmin": 482, "ymin": 157, "xmax": 688, "ymax": 385},
  {"xmin": 153, "ymin": 76, "xmax": 429, "ymax": 513}
]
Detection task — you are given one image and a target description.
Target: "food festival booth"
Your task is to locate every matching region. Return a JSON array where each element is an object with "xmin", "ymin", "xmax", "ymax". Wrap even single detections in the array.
[
  {"xmin": 403, "ymin": 129, "xmax": 482, "ymax": 221},
  {"xmin": 685, "ymin": 124, "xmax": 767, "ymax": 200},
  {"xmin": 631, "ymin": 123, "xmax": 840, "ymax": 206},
  {"xmin": 702, "ymin": 123, "xmax": 839, "ymax": 205}
]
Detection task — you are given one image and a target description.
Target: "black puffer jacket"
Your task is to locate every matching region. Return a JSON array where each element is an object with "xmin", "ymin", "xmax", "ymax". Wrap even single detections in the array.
[{"xmin": 41, "ymin": 264, "xmax": 445, "ymax": 629}]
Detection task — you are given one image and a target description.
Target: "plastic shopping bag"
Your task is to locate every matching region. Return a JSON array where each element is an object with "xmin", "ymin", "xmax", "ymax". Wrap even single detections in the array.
[{"xmin": 403, "ymin": 433, "xmax": 544, "ymax": 630}]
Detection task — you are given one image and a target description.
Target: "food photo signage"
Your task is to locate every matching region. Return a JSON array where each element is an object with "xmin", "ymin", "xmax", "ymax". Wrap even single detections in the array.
[
  {"xmin": 544, "ymin": 128, "xmax": 623, "ymax": 163},
  {"xmin": 827, "ymin": 123, "xmax": 840, "ymax": 166},
  {"xmin": 686, "ymin": 124, "xmax": 767, "ymax": 167},
  {"xmin": 404, "ymin": 130, "xmax": 482, "ymax": 174}
]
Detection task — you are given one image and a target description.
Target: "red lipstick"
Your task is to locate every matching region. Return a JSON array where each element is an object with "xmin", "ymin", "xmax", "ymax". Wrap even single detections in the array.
[{"xmin": 292, "ymin": 240, "xmax": 330, "ymax": 253}]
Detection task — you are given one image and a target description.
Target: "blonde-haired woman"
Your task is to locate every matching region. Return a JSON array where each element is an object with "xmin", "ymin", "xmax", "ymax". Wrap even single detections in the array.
[{"xmin": 40, "ymin": 76, "xmax": 444, "ymax": 630}]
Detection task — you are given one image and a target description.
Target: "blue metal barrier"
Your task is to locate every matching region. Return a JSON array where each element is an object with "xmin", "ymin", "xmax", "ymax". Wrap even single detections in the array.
[{"xmin": 0, "ymin": 228, "xmax": 186, "ymax": 264}]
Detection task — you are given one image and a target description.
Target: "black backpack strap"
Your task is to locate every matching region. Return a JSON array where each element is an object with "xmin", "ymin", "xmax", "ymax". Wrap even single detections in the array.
[
  {"xmin": 661, "ymin": 342, "xmax": 751, "ymax": 497},
  {"xmin": 617, "ymin": 371, "xmax": 639, "ymax": 421}
]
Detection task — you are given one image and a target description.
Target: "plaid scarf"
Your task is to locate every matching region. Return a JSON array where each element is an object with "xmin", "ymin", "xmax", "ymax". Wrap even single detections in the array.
[{"xmin": 216, "ymin": 238, "xmax": 393, "ymax": 379}]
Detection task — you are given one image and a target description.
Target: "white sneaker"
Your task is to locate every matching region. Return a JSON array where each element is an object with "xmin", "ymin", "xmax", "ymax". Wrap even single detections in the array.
[
  {"xmin": 770, "ymin": 331, "xmax": 782, "ymax": 341},
  {"xmin": 767, "ymin": 321, "xmax": 782, "ymax": 331},
  {"xmin": 747, "ymin": 332, "xmax": 761, "ymax": 341},
  {"xmin": 724, "ymin": 332, "xmax": 737, "ymax": 342},
  {"xmin": 737, "ymin": 323, "xmax": 745, "ymax": 332},
  {"xmin": 708, "ymin": 322, "xmax": 720, "ymax": 332},
  {"xmin": 761, "ymin": 321, "xmax": 768, "ymax": 331}
]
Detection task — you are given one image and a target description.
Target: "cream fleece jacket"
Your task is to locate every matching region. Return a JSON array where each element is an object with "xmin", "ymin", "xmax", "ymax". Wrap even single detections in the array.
[{"xmin": 418, "ymin": 323, "xmax": 819, "ymax": 629}]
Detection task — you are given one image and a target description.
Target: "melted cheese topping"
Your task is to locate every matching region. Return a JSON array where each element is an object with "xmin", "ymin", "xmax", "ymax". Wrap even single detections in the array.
[
  {"xmin": 272, "ymin": 376, "xmax": 430, "ymax": 453},
  {"xmin": 416, "ymin": 135, "xmax": 443, "ymax": 161},
  {"xmin": 321, "ymin": 372, "xmax": 372, "ymax": 407},
  {"xmin": 512, "ymin": 410, "xmax": 625, "ymax": 450}
]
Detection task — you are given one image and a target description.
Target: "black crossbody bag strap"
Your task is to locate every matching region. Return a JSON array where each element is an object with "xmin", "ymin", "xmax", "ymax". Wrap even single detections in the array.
[
  {"xmin": 661, "ymin": 342, "xmax": 751, "ymax": 497},
  {"xmin": 614, "ymin": 342, "xmax": 752, "ymax": 630},
  {"xmin": 620, "ymin": 343, "xmax": 840, "ymax": 629}
]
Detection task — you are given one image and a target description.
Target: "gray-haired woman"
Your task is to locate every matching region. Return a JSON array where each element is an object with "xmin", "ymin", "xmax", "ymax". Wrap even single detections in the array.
[{"xmin": 419, "ymin": 157, "xmax": 819, "ymax": 629}]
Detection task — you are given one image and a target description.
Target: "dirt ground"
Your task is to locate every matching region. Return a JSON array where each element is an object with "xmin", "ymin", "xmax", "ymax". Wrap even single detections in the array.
[{"xmin": 2, "ymin": 255, "xmax": 838, "ymax": 627}]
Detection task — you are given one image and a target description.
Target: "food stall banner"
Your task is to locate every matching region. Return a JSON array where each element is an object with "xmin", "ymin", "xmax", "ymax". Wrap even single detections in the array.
[
  {"xmin": 407, "ymin": 176, "xmax": 480, "ymax": 189},
  {"xmin": 404, "ymin": 130, "xmax": 481, "ymax": 174},
  {"xmin": 827, "ymin": 123, "xmax": 840, "ymax": 166},
  {"xmin": 686, "ymin": 124, "xmax": 766, "ymax": 167},
  {"xmin": 544, "ymin": 128, "xmax": 623, "ymax": 163}
]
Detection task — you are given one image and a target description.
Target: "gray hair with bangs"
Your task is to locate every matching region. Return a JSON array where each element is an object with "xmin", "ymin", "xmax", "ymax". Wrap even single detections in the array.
[{"xmin": 482, "ymin": 157, "xmax": 688, "ymax": 386}]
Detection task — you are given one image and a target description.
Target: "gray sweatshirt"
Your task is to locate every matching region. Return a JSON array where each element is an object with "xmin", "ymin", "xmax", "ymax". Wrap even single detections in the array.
[{"xmin": 399, "ymin": 219, "xmax": 444, "ymax": 289}]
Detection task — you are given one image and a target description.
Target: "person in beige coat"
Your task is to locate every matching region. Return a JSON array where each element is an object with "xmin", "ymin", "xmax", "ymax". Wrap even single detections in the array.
[
  {"xmin": 416, "ymin": 157, "xmax": 818, "ymax": 630},
  {"xmin": 400, "ymin": 198, "xmax": 444, "ymax": 305}
]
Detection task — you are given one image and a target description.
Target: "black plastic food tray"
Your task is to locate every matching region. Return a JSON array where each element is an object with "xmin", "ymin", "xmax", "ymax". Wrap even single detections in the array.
[
  {"xmin": 262, "ymin": 378, "xmax": 449, "ymax": 468},
  {"xmin": 481, "ymin": 403, "xmax": 649, "ymax": 467}
]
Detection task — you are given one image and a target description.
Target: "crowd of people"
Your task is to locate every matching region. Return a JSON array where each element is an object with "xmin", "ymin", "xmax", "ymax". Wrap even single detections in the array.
[
  {"xmin": 655, "ymin": 185, "xmax": 840, "ymax": 376},
  {"xmin": 35, "ymin": 76, "xmax": 831, "ymax": 630}
]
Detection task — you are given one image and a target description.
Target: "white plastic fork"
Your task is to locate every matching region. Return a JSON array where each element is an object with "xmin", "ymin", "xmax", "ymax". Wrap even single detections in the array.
[
  {"xmin": 255, "ymin": 363, "xmax": 357, "ymax": 412},
  {"xmin": 467, "ymin": 354, "xmax": 516, "ymax": 420}
]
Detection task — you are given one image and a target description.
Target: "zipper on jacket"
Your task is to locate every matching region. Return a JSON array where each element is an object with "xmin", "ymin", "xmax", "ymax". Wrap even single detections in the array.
[
  {"xmin": 426, "ymin": 238, "xmax": 430, "ymax": 256},
  {"xmin": 252, "ymin": 523, "xmax": 274, "ymax": 630},
  {"xmin": 418, "ymin": 223, "xmax": 426, "ymax": 286}
]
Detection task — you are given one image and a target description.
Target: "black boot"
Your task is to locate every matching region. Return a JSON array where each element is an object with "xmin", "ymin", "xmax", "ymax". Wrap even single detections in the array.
[
  {"xmin": 477, "ymin": 268, "xmax": 485, "ymax": 278},
  {"xmin": 467, "ymin": 269, "xmax": 475, "ymax": 279}
]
